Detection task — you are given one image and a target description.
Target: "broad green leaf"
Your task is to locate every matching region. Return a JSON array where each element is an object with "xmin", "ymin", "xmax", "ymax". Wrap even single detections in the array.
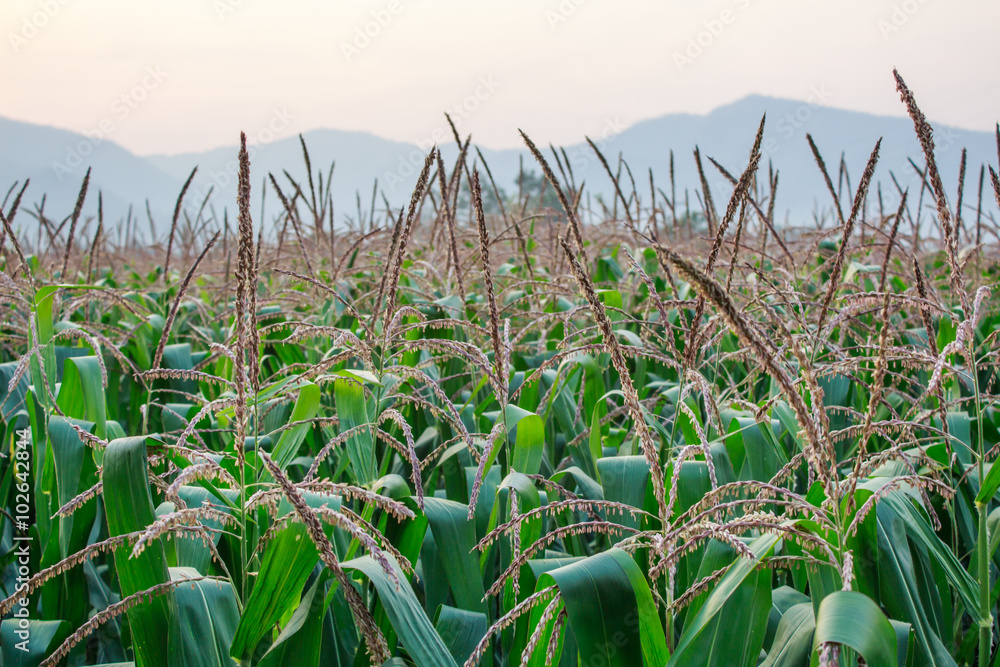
[
  {"xmin": 433, "ymin": 606, "xmax": 488, "ymax": 666},
  {"xmin": 0, "ymin": 619, "xmax": 70, "ymax": 667},
  {"xmin": 103, "ymin": 435, "xmax": 177, "ymax": 667},
  {"xmin": 577, "ymin": 355, "xmax": 607, "ymax": 439},
  {"xmin": 549, "ymin": 466, "xmax": 603, "ymax": 504},
  {"xmin": 161, "ymin": 343, "xmax": 198, "ymax": 394},
  {"xmin": 891, "ymin": 620, "xmax": 916, "ymax": 667},
  {"xmin": 584, "ymin": 406, "xmax": 604, "ymax": 481},
  {"xmin": 726, "ymin": 416, "xmax": 785, "ymax": 482},
  {"xmin": 164, "ymin": 486, "xmax": 237, "ymax": 574},
  {"xmin": 342, "ymin": 555, "xmax": 459, "ymax": 667},
  {"xmin": 875, "ymin": 492, "xmax": 959, "ymax": 666},
  {"xmin": 334, "ymin": 377, "xmax": 376, "ymax": 485},
  {"xmin": 976, "ymin": 458, "xmax": 1000, "ymax": 505},
  {"xmin": 28, "ymin": 286, "xmax": 59, "ymax": 402},
  {"xmin": 761, "ymin": 603, "xmax": 815, "ymax": 667},
  {"xmin": 668, "ymin": 533, "xmax": 780, "ymax": 665},
  {"xmin": 230, "ymin": 492, "xmax": 341, "ymax": 660},
  {"xmin": 880, "ymin": 493, "xmax": 981, "ymax": 623},
  {"xmin": 812, "ymin": 591, "xmax": 896, "ymax": 666},
  {"xmin": 423, "ymin": 497, "xmax": 487, "ymax": 614},
  {"xmin": 336, "ymin": 368, "xmax": 382, "ymax": 386},
  {"xmin": 0, "ymin": 360, "xmax": 30, "ymax": 421},
  {"xmin": 269, "ymin": 381, "xmax": 321, "ymax": 471},
  {"xmin": 56, "ymin": 355, "xmax": 106, "ymax": 438},
  {"xmin": 597, "ymin": 456, "xmax": 649, "ymax": 529},
  {"xmin": 170, "ymin": 567, "xmax": 240, "ymax": 667},
  {"xmin": 258, "ymin": 572, "xmax": 330, "ymax": 667},
  {"xmin": 681, "ymin": 538, "xmax": 772, "ymax": 667},
  {"xmin": 48, "ymin": 417, "xmax": 98, "ymax": 560},
  {"xmin": 505, "ymin": 405, "xmax": 545, "ymax": 477},
  {"xmin": 535, "ymin": 548, "xmax": 668, "ymax": 667},
  {"xmin": 764, "ymin": 586, "xmax": 811, "ymax": 653}
]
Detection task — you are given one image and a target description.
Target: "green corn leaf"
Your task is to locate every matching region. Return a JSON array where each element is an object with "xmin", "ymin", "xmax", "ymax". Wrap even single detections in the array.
[
  {"xmin": 433, "ymin": 606, "xmax": 488, "ymax": 666},
  {"xmin": 0, "ymin": 619, "xmax": 70, "ymax": 667},
  {"xmin": 258, "ymin": 572, "xmax": 331, "ymax": 667},
  {"xmin": 230, "ymin": 492, "xmax": 341, "ymax": 660},
  {"xmin": 334, "ymin": 376, "xmax": 377, "ymax": 485},
  {"xmin": 976, "ymin": 458, "xmax": 1000, "ymax": 505},
  {"xmin": 103, "ymin": 435, "xmax": 177, "ymax": 667},
  {"xmin": 669, "ymin": 533, "xmax": 780, "ymax": 666},
  {"xmin": 680, "ymin": 537, "xmax": 773, "ymax": 667},
  {"xmin": 874, "ymin": 490, "xmax": 960, "ymax": 666},
  {"xmin": 423, "ymin": 497, "xmax": 487, "ymax": 614},
  {"xmin": 533, "ymin": 548, "xmax": 668, "ymax": 667},
  {"xmin": 48, "ymin": 417, "xmax": 98, "ymax": 560},
  {"xmin": 812, "ymin": 591, "xmax": 897, "ymax": 666},
  {"xmin": 764, "ymin": 586, "xmax": 811, "ymax": 653},
  {"xmin": 342, "ymin": 555, "xmax": 459, "ymax": 667},
  {"xmin": 597, "ymin": 456, "xmax": 649, "ymax": 529},
  {"xmin": 170, "ymin": 567, "xmax": 240, "ymax": 667},
  {"xmin": 504, "ymin": 405, "xmax": 545, "ymax": 477},
  {"xmin": 269, "ymin": 381, "xmax": 321, "ymax": 471},
  {"xmin": 761, "ymin": 603, "xmax": 815, "ymax": 667},
  {"xmin": 880, "ymin": 493, "xmax": 982, "ymax": 624},
  {"xmin": 55, "ymin": 355, "xmax": 107, "ymax": 438}
]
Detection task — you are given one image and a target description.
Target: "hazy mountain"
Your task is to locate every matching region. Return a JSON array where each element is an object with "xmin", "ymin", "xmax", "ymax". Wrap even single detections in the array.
[
  {"xmin": 146, "ymin": 128, "xmax": 445, "ymax": 230},
  {"xmin": 2, "ymin": 96, "xmax": 996, "ymax": 241},
  {"xmin": 586, "ymin": 94, "xmax": 995, "ymax": 228},
  {"xmin": 0, "ymin": 117, "xmax": 182, "ymax": 243}
]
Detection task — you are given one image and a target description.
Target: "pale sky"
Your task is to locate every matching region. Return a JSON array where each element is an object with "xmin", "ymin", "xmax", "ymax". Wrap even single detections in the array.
[{"xmin": 2, "ymin": 0, "xmax": 997, "ymax": 156}]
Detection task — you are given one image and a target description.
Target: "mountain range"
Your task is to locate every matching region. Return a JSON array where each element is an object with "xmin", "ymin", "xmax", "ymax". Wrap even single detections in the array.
[{"xmin": 2, "ymin": 95, "xmax": 996, "ymax": 241}]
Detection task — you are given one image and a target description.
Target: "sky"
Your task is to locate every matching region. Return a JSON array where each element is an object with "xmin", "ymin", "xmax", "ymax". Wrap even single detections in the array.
[{"xmin": 1, "ymin": 0, "xmax": 997, "ymax": 156}]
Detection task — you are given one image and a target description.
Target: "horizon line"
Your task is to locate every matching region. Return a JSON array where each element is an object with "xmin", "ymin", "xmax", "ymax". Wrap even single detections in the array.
[{"xmin": 3, "ymin": 91, "xmax": 996, "ymax": 161}]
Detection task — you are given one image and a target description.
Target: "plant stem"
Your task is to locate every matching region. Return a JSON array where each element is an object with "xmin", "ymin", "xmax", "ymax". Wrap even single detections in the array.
[
  {"xmin": 980, "ymin": 499, "xmax": 991, "ymax": 666},
  {"xmin": 974, "ymin": 337, "xmax": 992, "ymax": 666}
]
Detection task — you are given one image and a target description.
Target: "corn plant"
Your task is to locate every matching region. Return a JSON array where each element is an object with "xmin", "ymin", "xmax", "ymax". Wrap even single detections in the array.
[{"xmin": 1, "ymin": 70, "xmax": 999, "ymax": 667}]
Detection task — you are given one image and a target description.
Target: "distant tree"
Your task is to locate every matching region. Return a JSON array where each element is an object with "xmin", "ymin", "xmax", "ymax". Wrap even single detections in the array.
[
  {"xmin": 513, "ymin": 169, "xmax": 564, "ymax": 211},
  {"xmin": 457, "ymin": 175, "xmax": 508, "ymax": 215}
]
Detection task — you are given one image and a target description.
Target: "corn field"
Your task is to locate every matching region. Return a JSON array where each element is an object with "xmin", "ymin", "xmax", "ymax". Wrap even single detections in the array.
[{"xmin": 1, "ymin": 71, "xmax": 1000, "ymax": 667}]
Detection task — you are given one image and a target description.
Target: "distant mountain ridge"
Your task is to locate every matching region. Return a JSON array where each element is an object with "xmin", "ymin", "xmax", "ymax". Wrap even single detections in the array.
[
  {"xmin": 2, "ymin": 96, "xmax": 996, "ymax": 239},
  {"xmin": 0, "ymin": 117, "xmax": 181, "ymax": 235}
]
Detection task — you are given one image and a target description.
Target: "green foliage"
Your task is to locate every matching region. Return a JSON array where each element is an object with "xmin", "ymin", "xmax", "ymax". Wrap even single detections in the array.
[{"xmin": 1, "ymin": 117, "xmax": 999, "ymax": 667}]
